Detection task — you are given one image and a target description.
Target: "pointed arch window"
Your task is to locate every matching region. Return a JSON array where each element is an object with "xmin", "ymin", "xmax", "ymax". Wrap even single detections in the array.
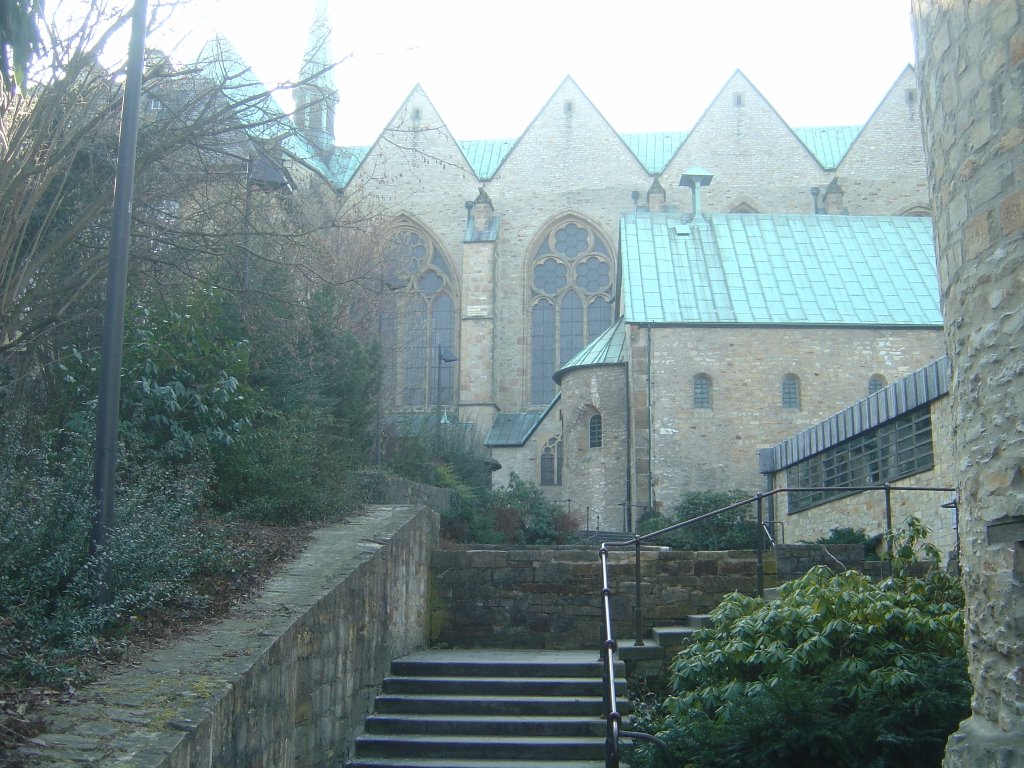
[
  {"xmin": 530, "ymin": 219, "xmax": 615, "ymax": 405},
  {"xmin": 383, "ymin": 226, "xmax": 459, "ymax": 407}
]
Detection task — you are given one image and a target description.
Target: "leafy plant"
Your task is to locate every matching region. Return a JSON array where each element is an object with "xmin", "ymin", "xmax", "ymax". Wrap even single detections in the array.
[
  {"xmin": 483, "ymin": 472, "xmax": 576, "ymax": 545},
  {"xmin": 632, "ymin": 519, "xmax": 969, "ymax": 768},
  {"xmin": 638, "ymin": 490, "xmax": 755, "ymax": 550}
]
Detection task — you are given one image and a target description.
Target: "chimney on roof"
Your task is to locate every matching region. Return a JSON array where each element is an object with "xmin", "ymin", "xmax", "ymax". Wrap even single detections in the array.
[
  {"xmin": 822, "ymin": 176, "xmax": 847, "ymax": 215},
  {"xmin": 679, "ymin": 167, "xmax": 714, "ymax": 224},
  {"xmin": 647, "ymin": 177, "xmax": 666, "ymax": 212},
  {"xmin": 470, "ymin": 187, "xmax": 494, "ymax": 235}
]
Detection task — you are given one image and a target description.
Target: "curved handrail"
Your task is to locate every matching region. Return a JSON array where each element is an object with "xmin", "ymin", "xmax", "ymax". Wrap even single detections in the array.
[{"xmin": 598, "ymin": 483, "xmax": 957, "ymax": 768}]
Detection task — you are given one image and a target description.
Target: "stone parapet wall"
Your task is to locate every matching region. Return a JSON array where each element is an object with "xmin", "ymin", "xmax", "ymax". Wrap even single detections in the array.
[{"xmin": 20, "ymin": 507, "xmax": 439, "ymax": 768}]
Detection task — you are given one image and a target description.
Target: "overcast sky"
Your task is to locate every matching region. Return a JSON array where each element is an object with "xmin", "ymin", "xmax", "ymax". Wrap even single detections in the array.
[{"xmin": 160, "ymin": 0, "xmax": 919, "ymax": 147}]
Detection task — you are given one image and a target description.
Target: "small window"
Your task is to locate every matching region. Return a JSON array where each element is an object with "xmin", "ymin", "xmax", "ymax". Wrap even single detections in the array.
[
  {"xmin": 734, "ymin": 93, "xmax": 744, "ymax": 107},
  {"xmin": 868, "ymin": 374, "xmax": 887, "ymax": 395},
  {"xmin": 564, "ymin": 99, "xmax": 574, "ymax": 115},
  {"xmin": 693, "ymin": 374, "xmax": 712, "ymax": 409},
  {"xmin": 906, "ymin": 89, "xmax": 917, "ymax": 106},
  {"xmin": 411, "ymin": 107, "xmax": 422, "ymax": 123},
  {"xmin": 589, "ymin": 414, "xmax": 603, "ymax": 448},
  {"xmin": 540, "ymin": 437, "xmax": 563, "ymax": 486},
  {"xmin": 781, "ymin": 374, "xmax": 801, "ymax": 410}
]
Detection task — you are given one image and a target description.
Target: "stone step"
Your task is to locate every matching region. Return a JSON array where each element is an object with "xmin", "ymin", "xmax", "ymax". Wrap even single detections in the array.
[
  {"xmin": 350, "ymin": 649, "xmax": 618, "ymax": 768},
  {"xmin": 346, "ymin": 759, "xmax": 607, "ymax": 768},
  {"xmin": 353, "ymin": 734, "xmax": 607, "ymax": 761},
  {"xmin": 381, "ymin": 675, "xmax": 606, "ymax": 697},
  {"xmin": 364, "ymin": 713, "xmax": 605, "ymax": 737},
  {"xmin": 372, "ymin": 693, "xmax": 612, "ymax": 717}
]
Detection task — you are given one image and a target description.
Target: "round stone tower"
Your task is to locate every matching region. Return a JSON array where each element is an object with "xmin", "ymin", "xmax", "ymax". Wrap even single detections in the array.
[{"xmin": 911, "ymin": 2, "xmax": 1024, "ymax": 765}]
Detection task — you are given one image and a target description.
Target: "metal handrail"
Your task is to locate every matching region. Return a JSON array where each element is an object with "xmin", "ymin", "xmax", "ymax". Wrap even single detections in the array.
[{"xmin": 598, "ymin": 483, "xmax": 957, "ymax": 768}]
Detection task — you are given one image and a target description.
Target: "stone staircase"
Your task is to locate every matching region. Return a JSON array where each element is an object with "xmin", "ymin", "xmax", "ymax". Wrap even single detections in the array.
[
  {"xmin": 346, "ymin": 649, "xmax": 624, "ymax": 768},
  {"xmin": 616, "ymin": 614, "xmax": 712, "ymax": 670}
]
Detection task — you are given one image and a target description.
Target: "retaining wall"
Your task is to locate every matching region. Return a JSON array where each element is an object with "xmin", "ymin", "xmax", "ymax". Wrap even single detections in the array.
[
  {"xmin": 430, "ymin": 544, "xmax": 861, "ymax": 650},
  {"xmin": 21, "ymin": 506, "xmax": 438, "ymax": 768}
]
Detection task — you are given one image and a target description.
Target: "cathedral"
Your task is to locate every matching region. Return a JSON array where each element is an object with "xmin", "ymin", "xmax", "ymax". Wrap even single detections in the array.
[{"xmin": 257, "ymin": 7, "xmax": 948, "ymax": 530}]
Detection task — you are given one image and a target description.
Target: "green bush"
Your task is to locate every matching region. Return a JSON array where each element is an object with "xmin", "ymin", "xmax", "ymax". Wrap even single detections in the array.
[
  {"xmin": 638, "ymin": 490, "xmax": 755, "ymax": 550},
  {"xmin": 484, "ymin": 472, "xmax": 576, "ymax": 545},
  {"xmin": 632, "ymin": 521, "xmax": 969, "ymax": 768},
  {"xmin": 0, "ymin": 418, "xmax": 230, "ymax": 685}
]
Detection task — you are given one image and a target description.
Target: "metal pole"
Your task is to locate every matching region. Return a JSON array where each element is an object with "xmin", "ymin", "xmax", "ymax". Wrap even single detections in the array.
[
  {"xmin": 756, "ymin": 494, "xmax": 764, "ymax": 598},
  {"xmin": 884, "ymin": 482, "xmax": 893, "ymax": 559},
  {"xmin": 90, "ymin": 0, "xmax": 148, "ymax": 606},
  {"xmin": 633, "ymin": 535, "xmax": 644, "ymax": 646}
]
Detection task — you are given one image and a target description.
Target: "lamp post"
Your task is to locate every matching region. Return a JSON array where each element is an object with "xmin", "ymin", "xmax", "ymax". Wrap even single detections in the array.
[
  {"xmin": 373, "ymin": 276, "xmax": 404, "ymax": 468},
  {"xmin": 90, "ymin": 0, "xmax": 148, "ymax": 606}
]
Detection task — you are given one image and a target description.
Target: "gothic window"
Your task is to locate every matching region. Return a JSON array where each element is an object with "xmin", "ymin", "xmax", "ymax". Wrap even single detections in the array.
[
  {"xmin": 781, "ymin": 374, "xmax": 801, "ymax": 410},
  {"xmin": 693, "ymin": 374, "xmax": 712, "ymax": 409},
  {"xmin": 868, "ymin": 374, "xmax": 887, "ymax": 395},
  {"xmin": 589, "ymin": 414, "xmax": 603, "ymax": 448},
  {"xmin": 383, "ymin": 226, "xmax": 458, "ymax": 407},
  {"xmin": 540, "ymin": 437, "xmax": 563, "ymax": 486},
  {"xmin": 530, "ymin": 219, "xmax": 615, "ymax": 404}
]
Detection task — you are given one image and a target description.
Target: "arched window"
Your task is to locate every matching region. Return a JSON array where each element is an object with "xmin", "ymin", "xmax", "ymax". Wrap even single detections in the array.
[
  {"xmin": 589, "ymin": 414, "xmax": 603, "ymax": 448},
  {"xmin": 693, "ymin": 374, "xmax": 712, "ymax": 409},
  {"xmin": 540, "ymin": 437, "xmax": 563, "ymax": 486},
  {"xmin": 383, "ymin": 226, "xmax": 458, "ymax": 407},
  {"xmin": 868, "ymin": 374, "xmax": 887, "ymax": 395},
  {"xmin": 781, "ymin": 374, "xmax": 801, "ymax": 410},
  {"xmin": 530, "ymin": 219, "xmax": 614, "ymax": 404}
]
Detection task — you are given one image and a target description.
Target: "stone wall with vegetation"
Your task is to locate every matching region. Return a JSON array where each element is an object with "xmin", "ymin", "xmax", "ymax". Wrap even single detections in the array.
[
  {"xmin": 912, "ymin": 2, "xmax": 1024, "ymax": 765},
  {"xmin": 20, "ymin": 507, "xmax": 438, "ymax": 768},
  {"xmin": 430, "ymin": 544, "xmax": 857, "ymax": 649}
]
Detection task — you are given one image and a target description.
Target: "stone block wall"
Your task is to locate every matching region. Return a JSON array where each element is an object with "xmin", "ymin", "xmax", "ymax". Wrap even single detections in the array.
[
  {"xmin": 430, "ymin": 544, "xmax": 849, "ymax": 650},
  {"xmin": 911, "ymin": 2, "xmax": 1024, "ymax": 765},
  {"xmin": 642, "ymin": 324, "xmax": 947, "ymax": 508},
  {"xmin": 21, "ymin": 507, "xmax": 439, "ymax": 768}
]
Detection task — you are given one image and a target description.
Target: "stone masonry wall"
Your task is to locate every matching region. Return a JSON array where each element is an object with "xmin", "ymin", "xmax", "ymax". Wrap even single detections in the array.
[
  {"xmin": 429, "ymin": 544, "xmax": 869, "ymax": 650},
  {"xmin": 645, "ymin": 324, "xmax": 947, "ymax": 509},
  {"xmin": 429, "ymin": 546, "xmax": 760, "ymax": 650},
  {"xmin": 20, "ymin": 507, "xmax": 439, "ymax": 768},
  {"xmin": 911, "ymin": 2, "xmax": 1024, "ymax": 765}
]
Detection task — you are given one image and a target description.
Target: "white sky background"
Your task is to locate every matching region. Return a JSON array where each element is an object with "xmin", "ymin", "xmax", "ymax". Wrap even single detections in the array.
[{"xmin": 155, "ymin": 0, "xmax": 918, "ymax": 147}]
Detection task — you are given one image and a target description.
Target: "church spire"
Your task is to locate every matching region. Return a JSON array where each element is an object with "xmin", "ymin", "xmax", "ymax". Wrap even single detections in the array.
[{"xmin": 294, "ymin": 0, "xmax": 339, "ymax": 158}]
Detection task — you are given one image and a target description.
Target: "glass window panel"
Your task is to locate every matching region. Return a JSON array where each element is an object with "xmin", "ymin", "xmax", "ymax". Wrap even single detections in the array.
[
  {"xmin": 588, "ymin": 297, "xmax": 612, "ymax": 340},
  {"xmin": 560, "ymin": 292, "xmax": 585, "ymax": 366},
  {"xmin": 589, "ymin": 414, "xmax": 603, "ymax": 448},
  {"xmin": 576, "ymin": 257, "xmax": 611, "ymax": 291},
  {"xmin": 533, "ymin": 259, "xmax": 568, "ymax": 293},
  {"xmin": 531, "ymin": 300, "xmax": 556, "ymax": 405},
  {"xmin": 401, "ymin": 298, "xmax": 428, "ymax": 406},
  {"xmin": 434, "ymin": 293, "xmax": 456, "ymax": 405},
  {"xmin": 782, "ymin": 374, "xmax": 801, "ymax": 409},
  {"xmin": 694, "ymin": 374, "xmax": 711, "ymax": 409}
]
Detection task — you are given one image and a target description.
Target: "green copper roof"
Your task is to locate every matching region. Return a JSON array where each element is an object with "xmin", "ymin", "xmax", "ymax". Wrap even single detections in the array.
[
  {"xmin": 484, "ymin": 395, "xmax": 560, "ymax": 447},
  {"xmin": 459, "ymin": 139, "xmax": 516, "ymax": 180},
  {"xmin": 620, "ymin": 212, "xmax": 941, "ymax": 326},
  {"xmin": 620, "ymin": 132, "xmax": 689, "ymax": 175},
  {"xmin": 196, "ymin": 36, "xmax": 332, "ymax": 178},
  {"xmin": 325, "ymin": 124, "xmax": 861, "ymax": 189},
  {"xmin": 792, "ymin": 126, "xmax": 862, "ymax": 170},
  {"xmin": 553, "ymin": 318, "xmax": 626, "ymax": 383},
  {"xmin": 329, "ymin": 146, "xmax": 369, "ymax": 186}
]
